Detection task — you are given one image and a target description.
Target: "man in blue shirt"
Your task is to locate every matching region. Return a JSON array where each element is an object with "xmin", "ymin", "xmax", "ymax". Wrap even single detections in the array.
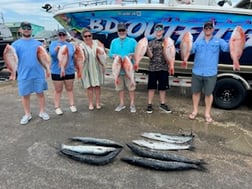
[
  {"xmin": 109, "ymin": 23, "xmax": 137, "ymax": 113},
  {"xmin": 12, "ymin": 22, "xmax": 50, "ymax": 125},
  {"xmin": 189, "ymin": 21, "xmax": 229, "ymax": 123}
]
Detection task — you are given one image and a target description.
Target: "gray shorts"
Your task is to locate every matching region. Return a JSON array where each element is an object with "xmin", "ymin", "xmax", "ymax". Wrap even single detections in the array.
[
  {"xmin": 191, "ymin": 73, "xmax": 217, "ymax": 96},
  {"xmin": 115, "ymin": 75, "xmax": 136, "ymax": 91}
]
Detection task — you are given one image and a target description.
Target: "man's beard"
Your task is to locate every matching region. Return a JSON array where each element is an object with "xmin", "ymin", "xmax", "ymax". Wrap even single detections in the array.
[{"xmin": 23, "ymin": 33, "xmax": 31, "ymax": 38}]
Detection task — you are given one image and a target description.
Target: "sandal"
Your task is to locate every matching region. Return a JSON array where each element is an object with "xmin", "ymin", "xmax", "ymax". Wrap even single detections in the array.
[
  {"xmin": 89, "ymin": 105, "xmax": 94, "ymax": 111},
  {"xmin": 189, "ymin": 113, "xmax": 197, "ymax": 120},
  {"xmin": 205, "ymin": 116, "xmax": 213, "ymax": 123}
]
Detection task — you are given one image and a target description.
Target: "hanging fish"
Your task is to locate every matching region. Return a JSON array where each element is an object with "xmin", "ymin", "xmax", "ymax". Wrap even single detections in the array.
[
  {"xmin": 96, "ymin": 46, "xmax": 107, "ymax": 66},
  {"xmin": 134, "ymin": 37, "xmax": 148, "ymax": 71},
  {"xmin": 122, "ymin": 56, "xmax": 135, "ymax": 87},
  {"xmin": 112, "ymin": 55, "xmax": 122, "ymax": 86},
  {"xmin": 3, "ymin": 44, "xmax": 18, "ymax": 80},
  {"xmin": 229, "ymin": 26, "xmax": 246, "ymax": 71},
  {"xmin": 74, "ymin": 44, "xmax": 85, "ymax": 79},
  {"xmin": 57, "ymin": 45, "xmax": 69, "ymax": 77},
  {"xmin": 180, "ymin": 31, "xmax": 193, "ymax": 69},
  {"xmin": 163, "ymin": 37, "xmax": 176, "ymax": 75},
  {"xmin": 37, "ymin": 46, "xmax": 51, "ymax": 77}
]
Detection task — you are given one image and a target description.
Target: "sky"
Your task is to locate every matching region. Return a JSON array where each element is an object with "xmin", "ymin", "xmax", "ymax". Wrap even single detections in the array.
[{"xmin": 0, "ymin": 0, "xmax": 240, "ymax": 31}]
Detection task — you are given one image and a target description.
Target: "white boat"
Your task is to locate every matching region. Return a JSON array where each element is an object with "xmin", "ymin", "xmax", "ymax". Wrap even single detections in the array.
[{"xmin": 46, "ymin": 0, "xmax": 252, "ymax": 110}]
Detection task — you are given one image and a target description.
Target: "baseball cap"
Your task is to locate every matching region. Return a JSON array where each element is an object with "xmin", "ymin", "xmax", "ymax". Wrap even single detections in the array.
[
  {"xmin": 155, "ymin": 23, "xmax": 164, "ymax": 30},
  {"xmin": 20, "ymin": 22, "xmax": 32, "ymax": 29},
  {"xmin": 58, "ymin": 28, "xmax": 67, "ymax": 34},
  {"xmin": 203, "ymin": 21, "xmax": 214, "ymax": 28},
  {"xmin": 117, "ymin": 23, "xmax": 126, "ymax": 30}
]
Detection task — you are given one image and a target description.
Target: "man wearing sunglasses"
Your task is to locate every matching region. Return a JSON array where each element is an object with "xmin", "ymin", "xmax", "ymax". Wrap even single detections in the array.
[
  {"xmin": 11, "ymin": 22, "xmax": 50, "ymax": 124},
  {"xmin": 109, "ymin": 23, "xmax": 137, "ymax": 113},
  {"xmin": 188, "ymin": 21, "xmax": 229, "ymax": 123}
]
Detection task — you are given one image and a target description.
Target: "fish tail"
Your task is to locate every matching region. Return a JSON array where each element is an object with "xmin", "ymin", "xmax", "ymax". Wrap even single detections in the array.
[{"xmin": 196, "ymin": 164, "xmax": 208, "ymax": 172}]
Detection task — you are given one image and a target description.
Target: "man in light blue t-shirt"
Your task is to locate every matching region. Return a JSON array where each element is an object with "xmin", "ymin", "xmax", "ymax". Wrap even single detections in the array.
[
  {"xmin": 188, "ymin": 21, "xmax": 229, "ymax": 123},
  {"xmin": 109, "ymin": 23, "xmax": 137, "ymax": 113}
]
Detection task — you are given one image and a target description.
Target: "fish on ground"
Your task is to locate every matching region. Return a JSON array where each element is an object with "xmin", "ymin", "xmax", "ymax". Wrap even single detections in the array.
[
  {"xmin": 134, "ymin": 37, "xmax": 148, "ymax": 71},
  {"xmin": 122, "ymin": 56, "xmax": 135, "ymax": 87},
  {"xmin": 141, "ymin": 132, "xmax": 194, "ymax": 144},
  {"xmin": 37, "ymin": 46, "xmax": 51, "ymax": 78},
  {"xmin": 229, "ymin": 26, "xmax": 246, "ymax": 71},
  {"xmin": 127, "ymin": 143, "xmax": 206, "ymax": 165},
  {"xmin": 70, "ymin": 137, "xmax": 124, "ymax": 148},
  {"xmin": 3, "ymin": 44, "xmax": 18, "ymax": 80},
  {"xmin": 96, "ymin": 46, "xmax": 107, "ymax": 66},
  {"xmin": 60, "ymin": 144, "xmax": 117, "ymax": 155},
  {"xmin": 112, "ymin": 55, "xmax": 122, "ymax": 86},
  {"xmin": 57, "ymin": 45, "xmax": 69, "ymax": 77},
  {"xmin": 60, "ymin": 148, "xmax": 122, "ymax": 165},
  {"xmin": 180, "ymin": 31, "xmax": 193, "ymax": 69},
  {"xmin": 132, "ymin": 139, "xmax": 193, "ymax": 151},
  {"xmin": 74, "ymin": 45, "xmax": 85, "ymax": 79},
  {"xmin": 163, "ymin": 37, "xmax": 176, "ymax": 75},
  {"xmin": 121, "ymin": 156, "xmax": 205, "ymax": 171}
]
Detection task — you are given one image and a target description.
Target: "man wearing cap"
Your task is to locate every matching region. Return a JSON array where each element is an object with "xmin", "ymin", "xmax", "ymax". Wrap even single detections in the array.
[
  {"xmin": 11, "ymin": 21, "xmax": 50, "ymax": 125},
  {"xmin": 49, "ymin": 28, "xmax": 77, "ymax": 115},
  {"xmin": 187, "ymin": 21, "xmax": 229, "ymax": 123},
  {"xmin": 109, "ymin": 23, "xmax": 137, "ymax": 113},
  {"xmin": 145, "ymin": 23, "xmax": 173, "ymax": 114}
]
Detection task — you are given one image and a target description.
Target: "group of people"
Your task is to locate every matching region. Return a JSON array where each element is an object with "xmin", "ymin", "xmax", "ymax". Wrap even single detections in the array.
[{"xmin": 12, "ymin": 20, "xmax": 228, "ymax": 125}]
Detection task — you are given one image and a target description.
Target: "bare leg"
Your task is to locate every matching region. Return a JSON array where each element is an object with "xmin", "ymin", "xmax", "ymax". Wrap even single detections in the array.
[
  {"xmin": 95, "ymin": 86, "xmax": 101, "ymax": 107},
  {"xmin": 64, "ymin": 79, "xmax": 75, "ymax": 106},
  {"xmin": 87, "ymin": 87, "xmax": 94, "ymax": 109},
  {"xmin": 129, "ymin": 90, "xmax": 135, "ymax": 106},
  {"xmin": 159, "ymin": 90, "xmax": 166, "ymax": 104},
  {"xmin": 148, "ymin": 89, "xmax": 155, "ymax": 104},
  {"xmin": 53, "ymin": 80, "xmax": 63, "ymax": 108},
  {"xmin": 191, "ymin": 92, "xmax": 201, "ymax": 116},
  {"xmin": 119, "ymin": 90, "xmax": 124, "ymax": 105},
  {"xmin": 21, "ymin": 95, "xmax": 31, "ymax": 115},
  {"xmin": 204, "ymin": 94, "xmax": 213, "ymax": 118},
  {"xmin": 37, "ymin": 92, "xmax": 45, "ymax": 113}
]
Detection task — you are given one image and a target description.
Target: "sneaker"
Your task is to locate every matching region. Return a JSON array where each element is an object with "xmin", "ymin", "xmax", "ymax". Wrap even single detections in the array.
[
  {"xmin": 146, "ymin": 104, "xmax": 153, "ymax": 114},
  {"xmin": 70, "ymin": 105, "xmax": 77, "ymax": 113},
  {"xmin": 159, "ymin": 104, "xmax": 172, "ymax": 113},
  {"xmin": 55, "ymin": 108, "xmax": 63, "ymax": 115},
  {"xmin": 39, "ymin": 112, "xmax": 50, "ymax": 120},
  {"xmin": 115, "ymin": 104, "xmax": 126, "ymax": 112},
  {"xmin": 20, "ymin": 114, "xmax": 32, "ymax": 125},
  {"xmin": 130, "ymin": 105, "xmax": 136, "ymax": 113}
]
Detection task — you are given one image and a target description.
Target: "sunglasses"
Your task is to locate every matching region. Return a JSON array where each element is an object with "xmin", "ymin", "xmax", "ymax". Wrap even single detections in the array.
[
  {"xmin": 22, "ymin": 26, "xmax": 31, "ymax": 30},
  {"xmin": 58, "ymin": 33, "xmax": 66, "ymax": 37},
  {"xmin": 84, "ymin": 35, "xmax": 92, "ymax": 38},
  {"xmin": 155, "ymin": 27, "xmax": 163, "ymax": 31},
  {"xmin": 204, "ymin": 26, "xmax": 213, "ymax": 30},
  {"xmin": 118, "ymin": 29, "xmax": 126, "ymax": 32}
]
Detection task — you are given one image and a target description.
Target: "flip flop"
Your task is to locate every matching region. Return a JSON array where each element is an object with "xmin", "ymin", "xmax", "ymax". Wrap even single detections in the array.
[
  {"xmin": 205, "ymin": 116, "xmax": 213, "ymax": 123},
  {"xmin": 189, "ymin": 113, "xmax": 197, "ymax": 120}
]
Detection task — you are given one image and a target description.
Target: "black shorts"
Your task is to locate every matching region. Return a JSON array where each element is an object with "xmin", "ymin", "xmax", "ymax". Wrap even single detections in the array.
[
  {"xmin": 51, "ymin": 74, "xmax": 75, "ymax": 81},
  {"xmin": 147, "ymin": 71, "xmax": 169, "ymax": 90}
]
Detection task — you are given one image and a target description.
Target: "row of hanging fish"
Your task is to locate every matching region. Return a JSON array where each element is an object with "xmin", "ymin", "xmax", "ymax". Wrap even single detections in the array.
[
  {"xmin": 117, "ymin": 25, "xmax": 245, "ymax": 82},
  {"xmin": 3, "ymin": 42, "xmax": 106, "ymax": 80},
  {"xmin": 121, "ymin": 132, "xmax": 207, "ymax": 171},
  {"xmin": 59, "ymin": 137, "xmax": 123, "ymax": 165}
]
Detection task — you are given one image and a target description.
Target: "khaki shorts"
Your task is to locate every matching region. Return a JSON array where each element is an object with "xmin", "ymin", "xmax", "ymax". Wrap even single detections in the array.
[{"xmin": 115, "ymin": 75, "xmax": 136, "ymax": 91}]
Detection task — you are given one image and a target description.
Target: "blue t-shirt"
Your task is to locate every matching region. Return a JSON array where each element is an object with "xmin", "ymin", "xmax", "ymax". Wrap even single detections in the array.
[
  {"xmin": 191, "ymin": 36, "xmax": 229, "ymax": 76},
  {"xmin": 49, "ymin": 40, "xmax": 75, "ymax": 75},
  {"xmin": 12, "ymin": 38, "xmax": 45, "ymax": 80}
]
